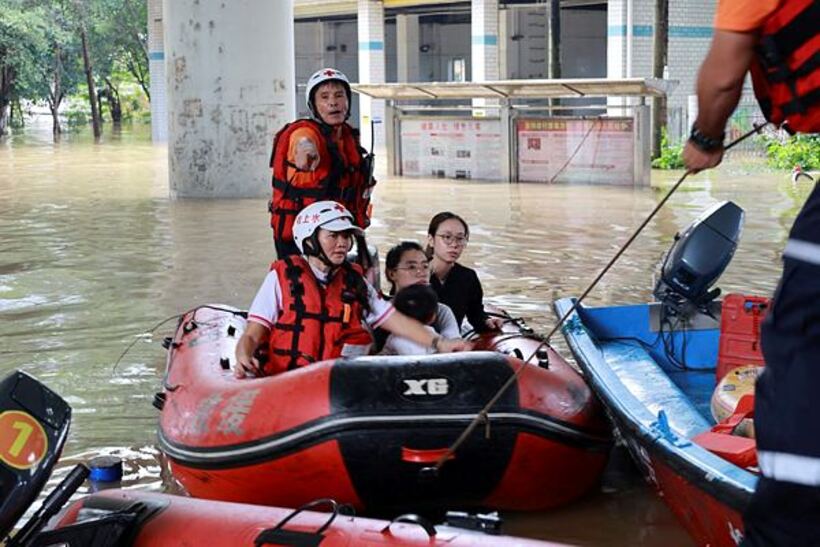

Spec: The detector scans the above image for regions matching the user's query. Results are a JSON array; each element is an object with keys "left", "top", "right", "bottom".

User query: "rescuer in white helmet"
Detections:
[
  {"left": 236, "top": 201, "right": 473, "bottom": 377},
  {"left": 268, "top": 68, "right": 376, "bottom": 259}
]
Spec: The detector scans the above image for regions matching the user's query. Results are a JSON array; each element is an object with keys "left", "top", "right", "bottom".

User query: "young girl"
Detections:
[
  {"left": 426, "top": 212, "right": 503, "bottom": 333},
  {"left": 373, "top": 241, "right": 460, "bottom": 352}
]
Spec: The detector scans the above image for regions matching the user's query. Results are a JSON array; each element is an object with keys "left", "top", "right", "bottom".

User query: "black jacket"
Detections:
[{"left": 430, "top": 262, "right": 490, "bottom": 333}]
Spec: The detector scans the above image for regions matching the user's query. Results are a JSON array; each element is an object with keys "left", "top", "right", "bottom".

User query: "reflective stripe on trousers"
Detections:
[
  {"left": 783, "top": 238, "right": 820, "bottom": 266},
  {"left": 758, "top": 450, "right": 820, "bottom": 487}
]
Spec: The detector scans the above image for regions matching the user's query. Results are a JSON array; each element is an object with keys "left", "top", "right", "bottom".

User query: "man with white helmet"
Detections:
[
  {"left": 236, "top": 201, "right": 471, "bottom": 377},
  {"left": 268, "top": 68, "right": 376, "bottom": 258}
]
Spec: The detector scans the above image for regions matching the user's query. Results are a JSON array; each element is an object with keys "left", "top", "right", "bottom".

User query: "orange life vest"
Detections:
[
  {"left": 750, "top": 0, "right": 820, "bottom": 133},
  {"left": 269, "top": 119, "right": 375, "bottom": 244},
  {"left": 264, "top": 255, "right": 373, "bottom": 376}
]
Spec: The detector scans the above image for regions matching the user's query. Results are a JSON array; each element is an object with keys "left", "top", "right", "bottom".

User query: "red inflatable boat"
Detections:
[
  {"left": 156, "top": 305, "right": 610, "bottom": 513},
  {"left": 41, "top": 490, "right": 565, "bottom": 546}
]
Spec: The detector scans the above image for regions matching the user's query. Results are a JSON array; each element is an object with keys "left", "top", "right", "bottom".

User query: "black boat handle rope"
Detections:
[
  {"left": 461, "top": 309, "right": 532, "bottom": 340},
  {"left": 381, "top": 514, "right": 437, "bottom": 537},
  {"left": 423, "top": 122, "right": 768, "bottom": 476},
  {"left": 259, "top": 498, "right": 353, "bottom": 539}
]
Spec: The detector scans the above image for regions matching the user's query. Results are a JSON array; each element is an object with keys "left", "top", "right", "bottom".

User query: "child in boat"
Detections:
[
  {"left": 372, "top": 241, "right": 460, "bottom": 352},
  {"left": 235, "top": 201, "right": 472, "bottom": 377},
  {"left": 381, "top": 284, "right": 441, "bottom": 355}
]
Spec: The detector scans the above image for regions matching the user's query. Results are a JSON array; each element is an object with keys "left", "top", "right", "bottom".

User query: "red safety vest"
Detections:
[
  {"left": 750, "top": 0, "right": 820, "bottom": 133},
  {"left": 269, "top": 119, "right": 375, "bottom": 244},
  {"left": 264, "top": 255, "right": 373, "bottom": 376}
]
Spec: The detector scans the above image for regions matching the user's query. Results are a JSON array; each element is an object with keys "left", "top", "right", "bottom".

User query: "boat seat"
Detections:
[
  {"left": 693, "top": 395, "right": 757, "bottom": 469},
  {"left": 600, "top": 342, "right": 711, "bottom": 439}
]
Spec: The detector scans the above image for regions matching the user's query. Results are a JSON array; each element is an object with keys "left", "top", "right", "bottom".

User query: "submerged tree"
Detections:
[
  {"left": 29, "top": 5, "right": 84, "bottom": 135},
  {"left": 2, "top": 0, "right": 149, "bottom": 138},
  {"left": 75, "top": 0, "right": 149, "bottom": 130},
  {"left": 105, "top": 0, "right": 149, "bottom": 100},
  {"left": 78, "top": 13, "right": 102, "bottom": 138},
  {"left": 0, "top": 1, "right": 47, "bottom": 136}
]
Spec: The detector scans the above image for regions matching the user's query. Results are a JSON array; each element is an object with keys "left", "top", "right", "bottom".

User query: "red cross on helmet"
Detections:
[
  {"left": 305, "top": 68, "right": 352, "bottom": 122},
  {"left": 293, "top": 200, "right": 363, "bottom": 256}
]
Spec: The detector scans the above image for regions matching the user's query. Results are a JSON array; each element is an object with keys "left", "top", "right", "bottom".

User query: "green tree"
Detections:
[
  {"left": 71, "top": 0, "right": 149, "bottom": 127},
  {"left": 1, "top": 0, "right": 148, "bottom": 137},
  {"left": 24, "top": 3, "right": 85, "bottom": 135},
  {"left": 76, "top": 1, "right": 102, "bottom": 138},
  {"left": 104, "top": 0, "right": 149, "bottom": 100},
  {"left": 0, "top": 1, "right": 47, "bottom": 136},
  {"left": 93, "top": 0, "right": 149, "bottom": 124}
]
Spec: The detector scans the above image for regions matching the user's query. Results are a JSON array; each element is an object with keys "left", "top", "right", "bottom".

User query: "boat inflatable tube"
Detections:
[
  {"left": 156, "top": 305, "right": 612, "bottom": 512},
  {"left": 42, "top": 489, "right": 569, "bottom": 546}
]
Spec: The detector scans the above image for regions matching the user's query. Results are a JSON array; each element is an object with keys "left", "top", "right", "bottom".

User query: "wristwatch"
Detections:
[{"left": 689, "top": 126, "right": 725, "bottom": 152}]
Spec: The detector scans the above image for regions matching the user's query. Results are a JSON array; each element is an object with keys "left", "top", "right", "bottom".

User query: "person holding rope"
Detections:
[
  {"left": 235, "top": 201, "right": 471, "bottom": 378},
  {"left": 268, "top": 68, "right": 376, "bottom": 258},
  {"left": 683, "top": 1, "right": 820, "bottom": 544}
]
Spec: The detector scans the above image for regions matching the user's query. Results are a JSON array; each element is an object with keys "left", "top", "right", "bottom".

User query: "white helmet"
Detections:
[
  {"left": 293, "top": 200, "right": 363, "bottom": 256},
  {"left": 305, "top": 68, "right": 351, "bottom": 121}
]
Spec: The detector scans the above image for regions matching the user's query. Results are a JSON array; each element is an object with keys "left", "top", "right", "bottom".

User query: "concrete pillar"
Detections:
[
  {"left": 471, "top": 0, "right": 500, "bottom": 114},
  {"left": 471, "top": 0, "right": 500, "bottom": 82},
  {"left": 164, "top": 0, "right": 295, "bottom": 198},
  {"left": 498, "top": 8, "right": 511, "bottom": 79},
  {"left": 548, "top": 0, "right": 561, "bottom": 79},
  {"left": 357, "top": 0, "right": 386, "bottom": 173},
  {"left": 396, "top": 14, "right": 420, "bottom": 82},
  {"left": 147, "top": 0, "right": 166, "bottom": 143},
  {"left": 607, "top": 0, "right": 632, "bottom": 115}
]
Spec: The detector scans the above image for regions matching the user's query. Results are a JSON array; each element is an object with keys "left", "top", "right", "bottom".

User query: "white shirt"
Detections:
[
  {"left": 432, "top": 303, "right": 460, "bottom": 339},
  {"left": 382, "top": 325, "right": 438, "bottom": 356},
  {"left": 380, "top": 303, "right": 460, "bottom": 356},
  {"left": 247, "top": 262, "right": 394, "bottom": 330}
]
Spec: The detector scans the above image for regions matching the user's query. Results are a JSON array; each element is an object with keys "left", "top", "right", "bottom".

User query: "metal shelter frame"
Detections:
[{"left": 352, "top": 78, "right": 674, "bottom": 185}]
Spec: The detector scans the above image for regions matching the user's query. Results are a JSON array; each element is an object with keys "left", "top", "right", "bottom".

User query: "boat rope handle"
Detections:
[
  {"left": 381, "top": 514, "right": 437, "bottom": 537},
  {"left": 424, "top": 122, "right": 768, "bottom": 475},
  {"left": 258, "top": 497, "right": 353, "bottom": 541}
]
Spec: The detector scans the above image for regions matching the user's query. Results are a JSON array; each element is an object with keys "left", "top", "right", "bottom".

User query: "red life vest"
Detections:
[
  {"left": 264, "top": 255, "right": 373, "bottom": 376},
  {"left": 269, "top": 119, "right": 375, "bottom": 245},
  {"left": 750, "top": 0, "right": 820, "bottom": 133}
]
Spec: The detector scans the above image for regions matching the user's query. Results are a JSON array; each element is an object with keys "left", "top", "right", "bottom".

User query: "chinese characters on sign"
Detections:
[
  {"left": 400, "top": 119, "right": 503, "bottom": 181},
  {"left": 517, "top": 118, "right": 634, "bottom": 184}
]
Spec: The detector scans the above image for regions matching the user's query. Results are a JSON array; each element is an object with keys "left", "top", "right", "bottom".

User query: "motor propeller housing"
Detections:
[{"left": 654, "top": 200, "right": 745, "bottom": 310}]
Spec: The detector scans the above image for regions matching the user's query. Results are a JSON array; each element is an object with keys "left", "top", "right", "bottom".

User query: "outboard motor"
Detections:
[{"left": 654, "top": 201, "right": 745, "bottom": 312}]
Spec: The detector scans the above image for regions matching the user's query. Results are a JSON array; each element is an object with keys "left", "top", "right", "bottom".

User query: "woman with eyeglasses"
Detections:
[
  {"left": 427, "top": 212, "right": 504, "bottom": 333},
  {"left": 372, "top": 241, "right": 460, "bottom": 353}
]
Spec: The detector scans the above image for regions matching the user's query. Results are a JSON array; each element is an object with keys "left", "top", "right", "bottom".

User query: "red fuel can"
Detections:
[{"left": 716, "top": 294, "right": 770, "bottom": 381}]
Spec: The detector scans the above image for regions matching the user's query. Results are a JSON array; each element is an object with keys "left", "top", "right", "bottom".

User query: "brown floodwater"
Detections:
[{"left": 0, "top": 120, "right": 811, "bottom": 545}]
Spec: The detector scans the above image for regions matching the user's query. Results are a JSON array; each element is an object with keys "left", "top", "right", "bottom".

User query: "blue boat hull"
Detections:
[{"left": 554, "top": 298, "right": 757, "bottom": 547}]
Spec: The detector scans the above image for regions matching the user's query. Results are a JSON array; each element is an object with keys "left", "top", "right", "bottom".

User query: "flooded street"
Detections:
[{"left": 0, "top": 122, "right": 810, "bottom": 545}]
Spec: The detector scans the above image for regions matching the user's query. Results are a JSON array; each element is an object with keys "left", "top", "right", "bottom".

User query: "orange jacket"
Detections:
[
  {"left": 269, "top": 119, "right": 374, "bottom": 244},
  {"left": 264, "top": 255, "right": 373, "bottom": 375},
  {"left": 750, "top": 0, "right": 820, "bottom": 133}
]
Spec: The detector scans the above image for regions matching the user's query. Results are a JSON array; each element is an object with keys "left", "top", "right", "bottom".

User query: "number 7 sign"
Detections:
[{"left": 0, "top": 411, "right": 48, "bottom": 470}]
